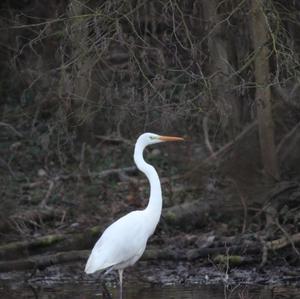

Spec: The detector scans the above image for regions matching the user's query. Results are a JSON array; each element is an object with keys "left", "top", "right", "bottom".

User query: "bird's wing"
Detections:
[{"left": 85, "top": 210, "right": 147, "bottom": 274}]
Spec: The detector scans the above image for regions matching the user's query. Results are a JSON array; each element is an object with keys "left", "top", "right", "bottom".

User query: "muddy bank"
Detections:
[{"left": 1, "top": 260, "right": 300, "bottom": 289}]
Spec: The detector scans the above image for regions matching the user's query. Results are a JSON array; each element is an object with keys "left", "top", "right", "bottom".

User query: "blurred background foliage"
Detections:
[{"left": 0, "top": 0, "right": 300, "bottom": 241}]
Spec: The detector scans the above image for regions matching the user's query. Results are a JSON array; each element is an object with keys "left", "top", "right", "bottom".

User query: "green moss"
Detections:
[
  {"left": 30, "top": 234, "right": 66, "bottom": 248},
  {"left": 214, "top": 254, "right": 243, "bottom": 266},
  {"left": 164, "top": 211, "right": 177, "bottom": 223},
  {"left": 88, "top": 226, "right": 102, "bottom": 236}
]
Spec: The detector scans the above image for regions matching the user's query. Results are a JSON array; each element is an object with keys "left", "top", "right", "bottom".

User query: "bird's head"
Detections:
[{"left": 137, "top": 132, "right": 184, "bottom": 147}]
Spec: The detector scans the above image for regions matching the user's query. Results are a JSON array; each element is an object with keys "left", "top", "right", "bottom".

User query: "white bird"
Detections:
[{"left": 85, "top": 132, "right": 184, "bottom": 298}]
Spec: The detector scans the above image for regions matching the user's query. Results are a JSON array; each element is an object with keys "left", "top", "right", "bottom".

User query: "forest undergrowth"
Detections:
[{"left": 0, "top": 0, "right": 300, "bottom": 284}]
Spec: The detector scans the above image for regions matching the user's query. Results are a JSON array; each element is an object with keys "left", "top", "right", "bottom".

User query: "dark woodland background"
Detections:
[{"left": 1, "top": 0, "right": 300, "bottom": 274}]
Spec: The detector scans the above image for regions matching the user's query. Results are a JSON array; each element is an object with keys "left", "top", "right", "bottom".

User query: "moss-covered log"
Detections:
[
  {"left": 1, "top": 232, "right": 300, "bottom": 272},
  {"left": 0, "top": 250, "right": 89, "bottom": 272},
  {"left": 0, "top": 226, "right": 102, "bottom": 260}
]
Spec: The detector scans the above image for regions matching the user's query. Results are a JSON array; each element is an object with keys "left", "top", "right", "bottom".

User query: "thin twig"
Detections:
[
  {"left": 276, "top": 121, "right": 300, "bottom": 155},
  {"left": 203, "top": 115, "right": 215, "bottom": 158},
  {"left": 0, "top": 122, "right": 23, "bottom": 138},
  {"left": 273, "top": 219, "right": 300, "bottom": 256},
  {"left": 40, "top": 180, "right": 55, "bottom": 208}
]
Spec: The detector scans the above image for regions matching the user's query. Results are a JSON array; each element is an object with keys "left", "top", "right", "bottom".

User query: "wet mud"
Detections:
[{"left": 1, "top": 260, "right": 300, "bottom": 298}]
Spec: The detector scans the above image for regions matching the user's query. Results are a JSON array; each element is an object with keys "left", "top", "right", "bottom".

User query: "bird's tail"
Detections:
[
  {"left": 85, "top": 254, "right": 97, "bottom": 274},
  {"left": 85, "top": 252, "right": 114, "bottom": 274}
]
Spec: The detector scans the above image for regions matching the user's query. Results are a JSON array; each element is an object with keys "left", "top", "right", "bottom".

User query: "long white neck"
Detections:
[{"left": 134, "top": 141, "right": 162, "bottom": 224}]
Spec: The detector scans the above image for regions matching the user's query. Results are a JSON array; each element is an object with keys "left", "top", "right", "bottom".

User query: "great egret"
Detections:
[{"left": 85, "top": 132, "right": 184, "bottom": 298}]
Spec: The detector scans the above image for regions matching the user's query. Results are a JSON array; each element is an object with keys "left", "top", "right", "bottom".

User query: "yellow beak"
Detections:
[{"left": 158, "top": 135, "right": 184, "bottom": 142}]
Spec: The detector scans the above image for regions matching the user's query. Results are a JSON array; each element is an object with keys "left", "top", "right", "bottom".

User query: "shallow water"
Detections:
[{"left": 1, "top": 283, "right": 300, "bottom": 299}]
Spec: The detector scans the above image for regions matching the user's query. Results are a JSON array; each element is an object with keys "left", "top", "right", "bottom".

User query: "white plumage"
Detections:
[
  {"left": 84, "top": 132, "right": 183, "bottom": 297},
  {"left": 85, "top": 210, "right": 151, "bottom": 273}
]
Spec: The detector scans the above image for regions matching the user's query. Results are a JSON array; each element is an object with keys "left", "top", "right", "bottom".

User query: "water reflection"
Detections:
[{"left": 1, "top": 283, "right": 300, "bottom": 299}]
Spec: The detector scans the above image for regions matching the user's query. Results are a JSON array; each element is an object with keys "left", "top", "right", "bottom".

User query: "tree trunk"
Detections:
[
  {"left": 59, "top": 0, "right": 98, "bottom": 143},
  {"left": 251, "top": 0, "right": 280, "bottom": 180},
  {"left": 202, "top": 0, "right": 241, "bottom": 137}
]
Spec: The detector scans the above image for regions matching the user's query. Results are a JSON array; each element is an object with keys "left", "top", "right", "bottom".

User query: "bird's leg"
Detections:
[
  {"left": 118, "top": 269, "right": 124, "bottom": 299},
  {"left": 103, "top": 267, "right": 114, "bottom": 277}
]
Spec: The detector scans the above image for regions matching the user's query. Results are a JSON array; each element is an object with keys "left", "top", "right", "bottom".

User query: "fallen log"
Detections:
[
  {"left": 213, "top": 254, "right": 259, "bottom": 266},
  {"left": 0, "top": 234, "right": 66, "bottom": 260},
  {"left": 162, "top": 198, "right": 243, "bottom": 229},
  {"left": 0, "top": 225, "right": 102, "bottom": 260},
  {"left": 186, "top": 244, "right": 261, "bottom": 261},
  {"left": 0, "top": 247, "right": 177, "bottom": 273},
  {"left": 266, "top": 232, "right": 300, "bottom": 251},
  {"left": 0, "top": 244, "right": 260, "bottom": 272},
  {"left": 0, "top": 250, "right": 89, "bottom": 272},
  {"left": 0, "top": 246, "right": 187, "bottom": 272},
  {"left": 163, "top": 199, "right": 213, "bottom": 228},
  {"left": 1, "top": 232, "right": 300, "bottom": 272}
]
